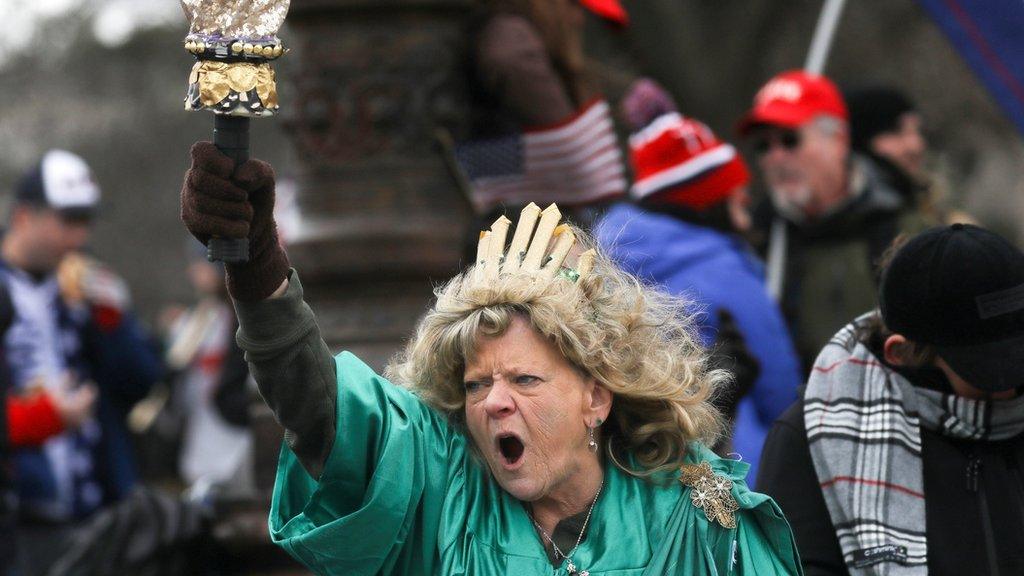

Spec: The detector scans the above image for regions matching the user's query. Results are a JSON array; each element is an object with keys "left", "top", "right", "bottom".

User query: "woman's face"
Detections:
[{"left": 463, "top": 316, "right": 610, "bottom": 503}]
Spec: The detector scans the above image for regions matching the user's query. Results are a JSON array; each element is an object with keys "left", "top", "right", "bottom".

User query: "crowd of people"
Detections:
[
  {"left": 0, "top": 151, "right": 258, "bottom": 574},
  {"left": 2, "top": 0, "right": 1022, "bottom": 575}
]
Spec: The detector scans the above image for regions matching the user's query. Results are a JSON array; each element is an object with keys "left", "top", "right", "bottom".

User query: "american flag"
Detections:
[{"left": 455, "top": 99, "right": 628, "bottom": 213}]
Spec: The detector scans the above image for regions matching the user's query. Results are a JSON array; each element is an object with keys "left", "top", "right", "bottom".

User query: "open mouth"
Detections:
[{"left": 497, "top": 434, "right": 525, "bottom": 466}]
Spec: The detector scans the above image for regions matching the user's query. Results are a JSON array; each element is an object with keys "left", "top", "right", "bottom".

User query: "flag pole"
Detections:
[
  {"left": 766, "top": 0, "right": 848, "bottom": 301},
  {"left": 805, "top": 0, "right": 848, "bottom": 74}
]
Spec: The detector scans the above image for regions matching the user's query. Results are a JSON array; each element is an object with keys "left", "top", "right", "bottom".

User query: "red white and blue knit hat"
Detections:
[{"left": 628, "top": 113, "right": 750, "bottom": 210}]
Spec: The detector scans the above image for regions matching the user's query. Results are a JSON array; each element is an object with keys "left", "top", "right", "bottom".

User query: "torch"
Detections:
[{"left": 181, "top": 0, "right": 290, "bottom": 263}]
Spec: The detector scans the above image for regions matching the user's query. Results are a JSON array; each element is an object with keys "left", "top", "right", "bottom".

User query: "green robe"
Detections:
[{"left": 269, "top": 352, "right": 802, "bottom": 575}]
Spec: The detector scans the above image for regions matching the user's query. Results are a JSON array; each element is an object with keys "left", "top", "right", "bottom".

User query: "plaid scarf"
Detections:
[{"left": 804, "top": 314, "right": 1024, "bottom": 575}]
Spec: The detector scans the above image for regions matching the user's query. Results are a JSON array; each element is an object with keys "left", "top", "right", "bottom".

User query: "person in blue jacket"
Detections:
[
  {"left": 597, "top": 80, "right": 801, "bottom": 484},
  {"left": 1, "top": 150, "right": 163, "bottom": 574}
]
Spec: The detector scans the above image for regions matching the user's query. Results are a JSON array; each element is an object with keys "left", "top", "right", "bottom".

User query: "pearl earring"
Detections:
[{"left": 588, "top": 418, "right": 602, "bottom": 453}]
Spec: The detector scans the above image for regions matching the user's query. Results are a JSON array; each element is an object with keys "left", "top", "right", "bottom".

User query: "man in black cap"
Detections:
[
  {"left": 845, "top": 86, "right": 927, "bottom": 189},
  {"left": 757, "top": 224, "right": 1024, "bottom": 575},
  {"left": 845, "top": 85, "right": 974, "bottom": 228},
  {"left": 1, "top": 150, "right": 163, "bottom": 574}
]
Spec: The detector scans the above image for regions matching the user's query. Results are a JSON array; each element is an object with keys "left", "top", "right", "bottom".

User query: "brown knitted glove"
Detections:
[{"left": 181, "top": 142, "right": 290, "bottom": 302}]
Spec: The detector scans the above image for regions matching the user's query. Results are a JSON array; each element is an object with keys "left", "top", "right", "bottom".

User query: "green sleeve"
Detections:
[
  {"left": 269, "top": 351, "right": 461, "bottom": 576},
  {"left": 732, "top": 489, "right": 804, "bottom": 575}
]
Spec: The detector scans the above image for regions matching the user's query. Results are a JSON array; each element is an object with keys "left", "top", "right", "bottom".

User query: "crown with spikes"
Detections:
[{"left": 466, "top": 203, "right": 596, "bottom": 293}]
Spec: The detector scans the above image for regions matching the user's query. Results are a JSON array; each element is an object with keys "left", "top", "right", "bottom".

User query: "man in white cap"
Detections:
[{"left": 1, "top": 150, "right": 163, "bottom": 574}]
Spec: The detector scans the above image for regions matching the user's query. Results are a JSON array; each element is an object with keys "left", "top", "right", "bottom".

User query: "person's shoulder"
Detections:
[
  {"left": 475, "top": 12, "right": 544, "bottom": 57},
  {"left": 333, "top": 350, "right": 422, "bottom": 406},
  {"left": 680, "top": 443, "right": 798, "bottom": 523},
  {"left": 598, "top": 205, "right": 732, "bottom": 272},
  {"left": 333, "top": 350, "right": 378, "bottom": 379},
  {"left": 478, "top": 12, "right": 537, "bottom": 37},
  {"left": 333, "top": 350, "right": 460, "bottom": 440},
  {"left": 682, "top": 445, "right": 803, "bottom": 569},
  {"left": 774, "top": 399, "right": 807, "bottom": 434},
  {"left": 682, "top": 443, "right": 755, "bottom": 501},
  {"left": 674, "top": 445, "right": 753, "bottom": 524},
  {"left": 595, "top": 202, "right": 660, "bottom": 245}
]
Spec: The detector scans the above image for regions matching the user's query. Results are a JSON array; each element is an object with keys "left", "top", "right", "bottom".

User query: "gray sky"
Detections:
[{"left": 0, "top": 0, "right": 180, "bottom": 63}]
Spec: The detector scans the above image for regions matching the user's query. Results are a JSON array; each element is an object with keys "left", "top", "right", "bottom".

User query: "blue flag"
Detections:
[{"left": 916, "top": 0, "right": 1024, "bottom": 136}]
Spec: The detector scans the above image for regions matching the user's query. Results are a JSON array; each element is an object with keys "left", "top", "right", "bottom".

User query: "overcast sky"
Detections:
[{"left": 0, "top": 0, "right": 180, "bottom": 64}]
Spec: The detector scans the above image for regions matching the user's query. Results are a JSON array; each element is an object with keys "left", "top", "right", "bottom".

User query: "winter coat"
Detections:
[
  {"left": 757, "top": 340, "right": 1024, "bottom": 575},
  {"left": 754, "top": 155, "right": 931, "bottom": 370},
  {"left": 597, "top": 203, "right": 802, "bottom": 484},
  {"left": 0, "top": 260, "right": 162, "bottom": 521}
]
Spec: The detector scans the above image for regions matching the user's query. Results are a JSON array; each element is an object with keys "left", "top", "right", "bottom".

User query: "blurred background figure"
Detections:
[
  {"left": 0, "top": 275, "right": 100, "bottom": 576},
  {"left": 0, "top": 149, "right": 163, "bottom": 575},
  {"left": 163, "top": 240, "right": 253, "bottom": 493},
  {"left": 845, "top": 84, "right": 976, "bottom": 228},
  {"left": 741, "top": 71, "right": 929, "bottom": 371},
  {"left": 597, "top": 79, "right": 802, "bottom": 485},
  {"left": 457, "top": 0, "right": 630, "bottom": 248},
  {"left": 470, "top": 0, "right": 623, "bottom": 130}
]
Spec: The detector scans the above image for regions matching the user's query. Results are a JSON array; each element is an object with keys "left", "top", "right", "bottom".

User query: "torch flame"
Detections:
[{"left": 181, "top": 0, "right": 290, "bottom": 40}]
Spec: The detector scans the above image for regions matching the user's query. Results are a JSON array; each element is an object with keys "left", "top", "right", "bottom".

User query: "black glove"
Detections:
[
  {"left": 181, "top": 142, "right": 290, "bottom": 302},
  {"left": 709, "top": 309, "right": 760, "bottom": 420}
]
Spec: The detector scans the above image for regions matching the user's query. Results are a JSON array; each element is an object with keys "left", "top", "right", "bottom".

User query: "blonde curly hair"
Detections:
[{"left": 385, "top": 224, "right": 726, "bottom": 477}]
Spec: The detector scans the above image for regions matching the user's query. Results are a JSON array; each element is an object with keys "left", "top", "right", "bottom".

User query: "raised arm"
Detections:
[
  {"left": 474, "top": 13, "right": 578, "bottom": 126},
  {"left": 180, "top": 142, "right": 337, "bottom": 478}
]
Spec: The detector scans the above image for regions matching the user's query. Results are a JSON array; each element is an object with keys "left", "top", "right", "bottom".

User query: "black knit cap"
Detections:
[
  {"left": 844, "top": 86, "right": 916, "bottom": 153},
  {"left": 880, "top": 224, "right": 1024, "bottom": 392}
]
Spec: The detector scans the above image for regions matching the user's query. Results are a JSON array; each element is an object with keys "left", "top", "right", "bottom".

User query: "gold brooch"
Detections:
[{"left": 680, "top": 462, "right": 739, "bottom": 529}]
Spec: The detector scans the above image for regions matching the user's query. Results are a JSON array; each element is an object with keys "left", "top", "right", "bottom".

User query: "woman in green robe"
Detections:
[{"left": 180, "top": 142, "right": 802, "bottom": 575}]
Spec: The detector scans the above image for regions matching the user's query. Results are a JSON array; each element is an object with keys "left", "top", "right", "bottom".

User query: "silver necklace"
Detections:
[{"left": 529, "top": 480, "right": 604, "bottom": 576}]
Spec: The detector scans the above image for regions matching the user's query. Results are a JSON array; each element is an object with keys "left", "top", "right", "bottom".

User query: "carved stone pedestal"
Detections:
[{"left": 283, "top": 0, "right": 474, "bottom": 368}]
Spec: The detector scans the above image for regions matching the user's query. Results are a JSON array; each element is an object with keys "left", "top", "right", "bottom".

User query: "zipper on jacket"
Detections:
[{"left": 966, "top": 454, "right": 1000, "bottom": 576}]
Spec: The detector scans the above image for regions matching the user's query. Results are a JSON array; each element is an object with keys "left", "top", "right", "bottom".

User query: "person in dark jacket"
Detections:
[
  {"left": 757, "top": 224, "right": 1024, "bottom": 575},
  {"left": 739, "top": 71, "right": 931, "bottom": 371},
  {"left": 597, "top": 79, "right": 801, "bottom": 485},
  {"left": 0, "top": 282, "right": 14, "bottom": 576},
  {"left": 1, "top": 279, "right": 102, "bottom": 576},
  {"left": 1, "top": 150, "right": 163, "bottom": 574},
  {"left": 844, "top": 85, "right": 975, "bottom": 228}
]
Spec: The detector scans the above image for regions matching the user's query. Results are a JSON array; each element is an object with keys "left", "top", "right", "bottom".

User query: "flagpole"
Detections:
[
  {"left": 766, "top": 0, "right": 848, "bottom": 301},
  {"left": 805, "top": 0, "right": 848, "bottom": 74}
]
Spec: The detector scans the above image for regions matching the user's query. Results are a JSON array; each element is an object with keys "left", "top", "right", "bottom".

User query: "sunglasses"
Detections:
[{"left": 753, "top": 131, "right": 801, "bottom": 155}]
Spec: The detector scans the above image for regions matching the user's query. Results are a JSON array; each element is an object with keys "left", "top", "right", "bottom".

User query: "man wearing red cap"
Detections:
[
  {"left": 740, "top": 70, "right": 923, "bottom": 370},
  {"left": 598, "top": 79, "right": 803, "bottom": 486}
]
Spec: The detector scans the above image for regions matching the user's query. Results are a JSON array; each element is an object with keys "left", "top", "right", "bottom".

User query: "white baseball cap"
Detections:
[{"left": 16, "top": 150, "right": 101, "bottom": 218}]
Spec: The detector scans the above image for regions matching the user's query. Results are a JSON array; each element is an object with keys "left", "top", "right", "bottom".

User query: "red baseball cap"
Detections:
[
  {"left": 578, "top": 0, "right": 629, "bottom": 26},
  {"left": 738, "top": 70, "right": 848, "bottom": 135}
]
